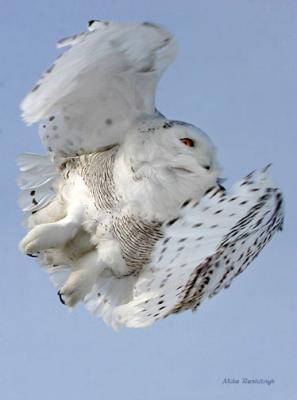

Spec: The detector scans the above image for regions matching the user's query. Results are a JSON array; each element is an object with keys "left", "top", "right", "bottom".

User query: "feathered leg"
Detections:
[
  {"left": 58, "top": 238, "right": 131, "bottom": 307},
  {"left": 58, "top": 250, "right": 107, "bottom": 307},
  {"left": 20, "top": 202, "right": 84, "bottom": 255}
]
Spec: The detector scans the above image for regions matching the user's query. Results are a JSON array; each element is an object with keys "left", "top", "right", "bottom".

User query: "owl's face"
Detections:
[
  {"left": 158, "top": 121, "right": 218, "bottom": 176},
  {"left": 125, "top": 119, "right": 218, "bottom": 176},
  {"left": 122, "top": 119, "right": 219, "bottom": 204}
]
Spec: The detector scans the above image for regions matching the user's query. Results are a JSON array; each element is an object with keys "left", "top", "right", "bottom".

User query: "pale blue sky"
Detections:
[{"left": 0, "top": 1, "right": 296, "bottom": 399}]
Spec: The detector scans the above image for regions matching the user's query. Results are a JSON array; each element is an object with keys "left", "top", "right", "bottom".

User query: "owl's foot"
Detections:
[
  {"left": 58, "top": 253, "right": 106, "bottom": 307},
  {"left": 58, "top": 270, "right": 89, "bottom": 307},
  {"left": 20, "top": 220, "right": 79, "bottom": 255}
]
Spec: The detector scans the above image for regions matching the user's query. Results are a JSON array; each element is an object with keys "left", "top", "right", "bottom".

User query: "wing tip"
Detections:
[{"left": 20, "top": 96, "right": 39, "bottom": 125}]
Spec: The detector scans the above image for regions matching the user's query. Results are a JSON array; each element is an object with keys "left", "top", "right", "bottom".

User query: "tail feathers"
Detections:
[
  {"left": 18, "top": 186, "right": 55, "bottom": 213},
  {"left": 42, "top": 259, "right": 137, "bottom": 330},
  {"left": 84, "top": 273, "right": 137, "bottom": 330},
  {"left": 17, "top": 153, "right": 58, "bottom": 214},
  {"left": 17, "top": 153, "right": 54, "bottom": 170}
]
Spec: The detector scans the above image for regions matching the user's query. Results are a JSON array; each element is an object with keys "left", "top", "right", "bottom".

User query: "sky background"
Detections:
[{"left": 0, "top": 1, "right": 296, "bottom": 399}]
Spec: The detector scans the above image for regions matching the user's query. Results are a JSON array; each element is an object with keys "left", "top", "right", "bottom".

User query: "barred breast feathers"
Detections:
[
  {"left": 76, "top": 145, "right": 119, "bottom": 211},
  {"left": 61, "top": 146, "right": 164, "bottom": 274}
]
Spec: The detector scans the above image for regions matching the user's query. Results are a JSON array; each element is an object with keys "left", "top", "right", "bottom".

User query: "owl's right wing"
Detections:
[
  {"left": 112, "top": 168, "right": 284, "bottom": 328},
  {"left": 32, "top": 167, "right": 283, "bottom": 330},
  {"left": 21, "top": 21, "right": 177, "bottom": 161}
]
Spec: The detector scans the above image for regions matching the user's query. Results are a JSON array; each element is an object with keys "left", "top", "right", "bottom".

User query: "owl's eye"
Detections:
[{"left": 180, "top": 138, "right": 194, "bottom": 147}]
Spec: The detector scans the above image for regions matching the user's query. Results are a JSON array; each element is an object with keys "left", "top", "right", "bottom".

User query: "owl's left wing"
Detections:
[
  {"left": 21, "top": 21, "right": 176, "bottom": 162},
  {"left": 112, "top": 168, "right": 284, "bottom": 328}
]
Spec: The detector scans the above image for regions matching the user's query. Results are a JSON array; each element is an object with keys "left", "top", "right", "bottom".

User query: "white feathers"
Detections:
[
  {"left": 21, "top": 22, "right": 177, "bottom": 161},
  {"left": 18, "top": 21, "right": 284, "bottom": 330},
  {"left": 35, "top": 168, "right": 283, "bottom": 329},
  {"left": 112, "top": 169, "right": 283, "bottom": 328},
  {"left": 84, "top": 273, "right": 137, "bottom": 330},
  {"left": 17, "top": 153, "right": 57, "bottom": 214}
]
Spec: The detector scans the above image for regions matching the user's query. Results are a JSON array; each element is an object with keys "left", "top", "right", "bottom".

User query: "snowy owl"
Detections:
[{"left": 18, "top": 21, "right": 283, "bottom": 329}]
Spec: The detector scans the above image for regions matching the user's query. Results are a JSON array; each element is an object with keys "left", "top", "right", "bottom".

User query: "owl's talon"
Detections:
[
  {"left": 26, "top": 253, "right": 39, "bottom": 258},
  {"left": 57, "top": 290, "right": 66, "bottom": 305}
]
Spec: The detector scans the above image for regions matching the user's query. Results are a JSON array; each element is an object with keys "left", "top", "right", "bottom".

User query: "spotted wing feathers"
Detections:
[
  {"left": 23, "top": 169, "right": 283, "bottom": 330},
  {"left": 112, "top": 169, "right": 283, "bottom": 328},
  {"left": 21, "top": 21, "right": 177, "bottom": 162}
]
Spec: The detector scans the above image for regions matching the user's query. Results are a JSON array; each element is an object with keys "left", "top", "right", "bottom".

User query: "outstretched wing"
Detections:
[
  {"left": 28, "top": 168, "right": 283, "bottom": 330},
  {"left": 21, "top": 21, "right": 177, "bottom": 161},
  {"left": 112, "top": 168, "right": 283, "bottom": 328}
]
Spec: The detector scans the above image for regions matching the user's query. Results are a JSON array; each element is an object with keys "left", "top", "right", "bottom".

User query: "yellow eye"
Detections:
[{"left": 180, "top": 138, "right": 194, "bottom": 147}]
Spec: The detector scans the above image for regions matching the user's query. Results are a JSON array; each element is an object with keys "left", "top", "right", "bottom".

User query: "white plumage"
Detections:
[
  {"left": 21, "top": 21, "right": 177, "bottom": 163},
  {"left": 18, "top": 21, "right": 283, "bottom": 330}
]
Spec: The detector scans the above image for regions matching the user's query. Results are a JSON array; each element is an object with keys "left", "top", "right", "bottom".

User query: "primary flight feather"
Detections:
[{"left": 18, "top": 20, "right": 283, "bottom": 329}]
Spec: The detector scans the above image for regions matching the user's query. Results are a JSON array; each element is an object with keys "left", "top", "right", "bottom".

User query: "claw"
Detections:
[
  {"left": 57, "top": 290, "right": 66, "bottom": 305},
  {"left": 27, "top": 253, "right": 39, "bottom": 258}
]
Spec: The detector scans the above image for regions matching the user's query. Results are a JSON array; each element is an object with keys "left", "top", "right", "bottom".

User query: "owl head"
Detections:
[{"left": 117, "top": 117, "right": 220, "bottom": 219}]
